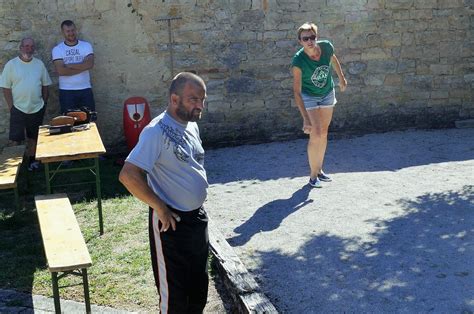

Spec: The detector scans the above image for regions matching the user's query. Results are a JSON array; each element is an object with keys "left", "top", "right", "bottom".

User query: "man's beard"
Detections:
[
  {"left": 21, "top": 52, "right": 33, "bottom": 60},
  {"left": 176, "top": 101, "right": 202, "bottom": 122}
]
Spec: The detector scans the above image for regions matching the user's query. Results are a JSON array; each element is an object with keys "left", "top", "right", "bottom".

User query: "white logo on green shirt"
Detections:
[{"left": 311, "top": 65, "right": 330, "bottom": 88}]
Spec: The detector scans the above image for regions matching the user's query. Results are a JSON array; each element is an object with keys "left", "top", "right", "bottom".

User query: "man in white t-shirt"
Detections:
[
  {"left": 1, "top": 37, "right": 52, "bottom": 170},
  {"left": 52, "top": 20, "right": 95, "bottom": 113}
]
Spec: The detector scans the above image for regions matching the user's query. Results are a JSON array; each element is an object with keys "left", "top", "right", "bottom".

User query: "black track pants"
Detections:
[{"left": 149, "top": 206, "right": 209, "bottom": 313}]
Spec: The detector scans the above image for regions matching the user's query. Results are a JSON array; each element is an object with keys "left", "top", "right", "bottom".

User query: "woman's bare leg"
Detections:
[{"left": 306, "top": 107, "right": 334, "bottom": 179}]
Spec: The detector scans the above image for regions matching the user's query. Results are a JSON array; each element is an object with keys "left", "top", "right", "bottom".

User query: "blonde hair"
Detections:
[{"left": 297, "top": 22, "right": 318, "bottom": 40}]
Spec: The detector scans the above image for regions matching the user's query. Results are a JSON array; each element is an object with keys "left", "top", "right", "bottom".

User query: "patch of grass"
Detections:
[{"left": 0, "top": 158, "right": 162, "bottom": 311}]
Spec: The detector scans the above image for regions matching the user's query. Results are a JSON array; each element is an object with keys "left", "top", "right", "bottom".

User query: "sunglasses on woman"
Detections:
[{"left": 301, "top": 35, "right": 316, "bottom": 42}]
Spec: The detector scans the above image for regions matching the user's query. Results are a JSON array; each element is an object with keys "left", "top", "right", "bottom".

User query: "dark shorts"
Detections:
[
  {"left": 59, "top": 88, "right": 95, "bottom": 113},
  {"left": 9, "top": 106, "right": 46, "bottom": 142}
]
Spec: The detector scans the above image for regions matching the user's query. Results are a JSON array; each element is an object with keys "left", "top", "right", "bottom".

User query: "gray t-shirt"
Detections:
[{"left": 126, "top": 111, "right": 208, "bottom": 211}]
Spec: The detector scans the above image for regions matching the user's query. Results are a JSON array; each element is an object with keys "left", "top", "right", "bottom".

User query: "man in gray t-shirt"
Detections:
[{"left": 119, "top": 72, "right": 209, "bottom": 313}]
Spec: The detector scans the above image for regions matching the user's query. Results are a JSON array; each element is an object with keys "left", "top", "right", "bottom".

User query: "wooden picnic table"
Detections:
[{"left": 36, "top": 122, "right": 106, "bottom": 235}]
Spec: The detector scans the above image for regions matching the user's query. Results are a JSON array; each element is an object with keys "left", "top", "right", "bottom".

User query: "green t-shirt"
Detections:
[{"left": 291, "top": 40, "right": 334, "bottom": 97}]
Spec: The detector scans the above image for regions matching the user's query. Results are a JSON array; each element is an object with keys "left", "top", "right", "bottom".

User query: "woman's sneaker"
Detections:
[
  {"left": 309, "top": 177, "right": 322, "bottom": 188},
  {"left": 318, "top": 171, "right": 332, "bottom": 182},
  {"left": 28, "top": 160, "right": 40, "bottom": 171}
]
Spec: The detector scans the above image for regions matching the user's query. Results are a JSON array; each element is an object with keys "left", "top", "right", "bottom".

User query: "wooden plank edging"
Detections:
[{"left": 208, "top": 219, "right": 278, "bottom": 313}]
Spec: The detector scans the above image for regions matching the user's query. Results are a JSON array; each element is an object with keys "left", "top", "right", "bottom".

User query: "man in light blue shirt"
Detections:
[{"left": 120, "top": 72, "right": 209, "bottom": 313}]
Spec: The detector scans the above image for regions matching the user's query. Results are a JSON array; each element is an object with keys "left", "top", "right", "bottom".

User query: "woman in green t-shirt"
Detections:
[{"left": 291, "top": 22, "right": 347, "bottom": 188}]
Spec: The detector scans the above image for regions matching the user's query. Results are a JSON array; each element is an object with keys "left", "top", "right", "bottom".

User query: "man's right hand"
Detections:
[{"left": 157, "top": 207, "right": 181, "bottom": 232}]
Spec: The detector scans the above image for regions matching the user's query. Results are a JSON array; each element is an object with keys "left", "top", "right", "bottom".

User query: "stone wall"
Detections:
[{"left": 0, "top": 0, "right": 472, "bottom": 149}]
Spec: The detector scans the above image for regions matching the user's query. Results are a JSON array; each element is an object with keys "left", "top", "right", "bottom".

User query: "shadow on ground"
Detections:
[
  {"left": 206, "top": 129, "right": 474, "bottom": 184},
  {"left": 249, "top": 186, "right": 473, "bottom": 312},
  {"left": 228, "top": 185, "right": 313, "bottom": 246}
]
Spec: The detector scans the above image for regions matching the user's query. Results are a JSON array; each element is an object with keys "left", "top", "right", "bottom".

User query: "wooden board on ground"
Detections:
[
  {"left": 0, "top": 145, "right": 25, "bottom": 189},
  {"left": 208, "top": 219, "right": 278, "bottom": 313},
  {"left": 36, "top": 123, "right": 106, "bottom": 163},
  {"left": 35, "top": 194, "right": 92, "bottom": 272}
]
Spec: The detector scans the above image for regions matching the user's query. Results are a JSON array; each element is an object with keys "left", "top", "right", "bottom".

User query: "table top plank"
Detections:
[
  {"left": 36, "top": 123, "right": 106, "bottom": 162},
  {"left": 35, "top": 194, "right": 92, "bottom": 272},
  {"left": 0, "top": 145, "right": 25, "bottom": 188}
]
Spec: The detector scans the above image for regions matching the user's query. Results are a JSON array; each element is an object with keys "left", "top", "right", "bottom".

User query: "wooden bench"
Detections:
[
  {"left": 0, "top": 145, "right": 25, "bottom": 210},
  {"left": 35, "top": 194, "right": 92, "bottom": 314}
]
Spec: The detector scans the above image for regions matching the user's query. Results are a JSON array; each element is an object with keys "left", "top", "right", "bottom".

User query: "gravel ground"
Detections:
[{"left": 204, "top": 128, "right": 474, "bottom": 313}]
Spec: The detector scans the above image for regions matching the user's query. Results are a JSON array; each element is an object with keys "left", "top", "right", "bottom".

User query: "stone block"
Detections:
[
  {"left": 403, "top": 74, "right": 432, "bottom": 90},
  {"left": 225, "top": 76, "right": 261, "bottom": 94},
  {"left": 206, "top": 101, "right": 231, "bottom": 113},
  {"left": 384, "top": 74, "right": 403, "bottom": 86},
  {"left": 394, "top": 19, "right": 429, "bottom": 32},
  {"left": 362, "top": 48, "right": 391, "bottom": 60},
  {"left": 327, "top": 0, "right": 364, "bottom": 6},
  {"left": 430, "top": 64, "right": 453, "bottom": 75},
  {"left": 455, "top": 119, "right": 474, "bottom": 128},
  {"left": 366, "top": 33, "right": 381, "bottom": 47},
  {"left": 400, "top": 46, "right": 419, "bottom": 58},
  {"left": 427, "top": 17, "right": 450, "bottom": 30},
  {"left": 390, "top": 47, "right": 402, "bottom": 59},
  {"left": 263, "top": 30, "right": 288, "bottom": 40},
  {"left": 345, "top": 11, "right": 369, "bottom": 23},
  {"left": 397, "top": 59, "right": 416, "bottom": 73},
  {"left": 320, "top": 13, "right": 346, "bottom": 24},
  {"left": 367, "top": 60, "right": 398, "bottom": 74},
  {"left": 464, "top": 73, "right": 474, "bottom": 83},
  {"left": 410, "top": 91, "right": 432, "bottom": 100},
  {"left": 401, "top": 32, "right": 415, "bottom": 45},
  {"left": 415, "top": 0, "right": 437, "bottom": 9},
  {"left": 462, "top": 38, "right": 474, "bottom": 57},
  {"left": 381, "top": 33, "right": 401, "bottom": 48},
  {"left": 448, "top": 14, "right": 470, "bottom": 30},
  {"left": 94, "top": 0, "right": 112, "bottom": 11},
  {"left": 244, "top": 99, "right": 266, "bottom": 110},
  {"left": 438, "top": 0, "right": 464, "bottom": 8},
  {"left": 366, "top": 0, "right": 384, "bottom": 10},
  {"left": 385, "top": 0, "right": 414, "bottom": 9},
  {"left": 421, "top": 44, "right": 441, "bottom": 61},
  {"left": 340, "top": 51, "right": 362, "bottom": 62},
  {"left": 347, "top": 61, "right": 367, "bottom": 75},
  {"left": 430, "top": 90, "right": 449, "bottom": 99},
  {"left": 432, "top": 9, "right": 453, "bottom": 17},
  {"left": 364, "top": 74, "right": 385, "bottom": 86},
  {"left": 275, "top": 40, "right": 296, "bottom": 49},
  {"left": 366, "top": 9, "right": 392, "bottom": 21},
  {"left": 440, "top": 41, "right": 462, "bottom": 58},
  {"left": 236, "top": 9, "right": 265, "bottom": 30},
  {"left": 410, "top": 9, "right": 433, "bottom": 19},
  {"left": 416, "top": 61, "right": 431, "bottom": 75},
  {"left": 348, "top": 33, "right": 367, "bottom": 48},
  {"left": 393, "top": 10, "right": 411, "bottom": 20}
]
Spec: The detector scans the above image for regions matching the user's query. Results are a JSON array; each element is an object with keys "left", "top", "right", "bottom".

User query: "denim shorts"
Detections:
[{"left": 302, "top": 89, "right": 337, "bottom": 110}]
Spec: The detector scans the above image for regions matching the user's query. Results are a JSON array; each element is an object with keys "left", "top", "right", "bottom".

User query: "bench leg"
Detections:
[
  {"left": 14, "top": 187, "right": 19, "bottom": 211},
  {"left": 94, "top": 157, "right": 104, "bottom": 235},
  {"left": 51, "top": 272, "right": 61, "bottom": 314},
  {"left": 82, "top": 268, "right": 91, "bottom": 314},
  {"left": 45, "top": 163, "right": 51, "bottom": 194}
]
